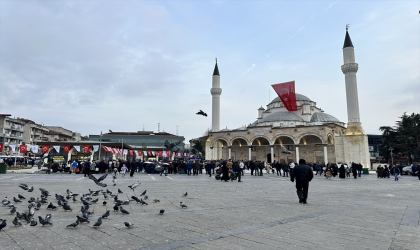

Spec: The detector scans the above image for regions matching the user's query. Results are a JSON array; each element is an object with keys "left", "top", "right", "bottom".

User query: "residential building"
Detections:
[{"left": 0, "top": 114, "right": 26, "bottom": 151}]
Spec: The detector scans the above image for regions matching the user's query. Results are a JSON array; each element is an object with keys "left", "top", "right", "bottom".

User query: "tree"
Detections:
[
  {"left": 379, "top": 113, "right": 420, "bottom": 164},
  {"left": 190, "top": 139, "right": 205, "bottom": 158}
]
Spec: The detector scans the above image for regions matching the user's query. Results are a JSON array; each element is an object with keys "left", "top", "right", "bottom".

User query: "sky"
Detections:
[{"left": 0, "top": 0, "right": 419, "bottom": 142}]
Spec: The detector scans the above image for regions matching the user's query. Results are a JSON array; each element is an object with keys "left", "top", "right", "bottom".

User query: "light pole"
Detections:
[
  {"left": 390, "top": 147, "right": 394, "bottom": 165},
  {"left": 98, "top": 131, "right": 103, "bottom": 161}
]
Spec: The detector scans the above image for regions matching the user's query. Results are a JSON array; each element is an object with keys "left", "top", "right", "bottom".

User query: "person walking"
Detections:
[
  {"left": 233, "top": 161, "right": 242, "bottom": 182},
  {"left": 290, "top": 159, "right": 313, "bottom": 204},
  {"left": 130, "top": 160, "right": 136, "bottom": 177},
  {"left": 351, "top": 162, "right": 358, "bottom": 179},
  {"left": 83, "top": 160, "right": 91, "bottom": 177},
  {"left": 193, "top": 161, "right": 200, "bottom": 175},
  {"left": 282, "top": 161, "right": 289, "bottom": 177},
  {"left": 71, "top": 160, "right": 78, "bottom": 173},
  {"left": 187, "top": 161, "right": 193, "bottom": 176},
  {"left": 239, "top": 161, "right": 244, "bottom": 176},
  {"left": 392, "top": 165, "right": 400, "bottom": 181}
]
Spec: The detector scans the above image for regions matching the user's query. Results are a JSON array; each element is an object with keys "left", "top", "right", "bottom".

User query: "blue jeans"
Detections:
[
  {"left": 109, "top": 166, "right": 112, "bottom": 172},
  {"left": 187, "top": 168, "right": 192, "bottom": 175},
  {"left": 357, "top": 170, "right": 362, "bottom": 177},
  {"left": 394, "top": 173, "right": 398, "bottom": 180}
]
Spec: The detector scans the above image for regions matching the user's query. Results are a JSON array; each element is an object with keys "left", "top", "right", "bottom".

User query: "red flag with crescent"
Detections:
[
  {"left": 63, "top": 146, "right": 71, "bottom": 154},
  {"left": 271, "top": 81, "right": 297, "bottom": 111},
  {"left": 83, "top": 145, "right": 90, "bottom": 153},
  {"left": 19, "top": 145, "right": 27, "bottom": 153},
  {"left": 129, "top": 150, "right": 133, "bottom": 155},
  {"left": 42, "top": 145, "right": 49, "bottom": 153},
  {"left": 0, "top": 143, "right": 3, "bottom": 152}
]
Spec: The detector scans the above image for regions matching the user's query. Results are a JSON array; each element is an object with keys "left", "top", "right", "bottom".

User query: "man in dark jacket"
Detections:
[
  {"left": 290, "top": 159, "right": 313, "bottom": 204},
  {"left": 233, "top": 161, "right": 242, "bottom": 182},
  {"left": 83, "top": 160, "right": 91, "bottom": 177}
]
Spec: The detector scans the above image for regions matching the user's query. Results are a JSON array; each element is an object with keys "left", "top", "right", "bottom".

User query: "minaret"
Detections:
[
  {"left": 210, "top": 59, "right": 222, "bottom": 132},
  {"left": 340, "top": 26, "right": 370, "bottom": 169},
  {"left": 341, "top": 25, "right": 360, "bottom": 124}
]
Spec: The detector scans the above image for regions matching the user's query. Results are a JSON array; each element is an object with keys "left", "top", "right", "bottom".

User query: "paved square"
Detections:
[{"left": 1, "top": 172, "right": 419, "bottom": 250}]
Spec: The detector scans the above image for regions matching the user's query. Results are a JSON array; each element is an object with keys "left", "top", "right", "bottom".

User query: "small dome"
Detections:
[
  {"left": 270, "top": 93, "right": 312, "bottom": 104},
  {"left": 310, "top": 112, "right": 341, "bottom": 123},
  {"left": 260, "top": 112, "right": 304, "bottom": 123}
]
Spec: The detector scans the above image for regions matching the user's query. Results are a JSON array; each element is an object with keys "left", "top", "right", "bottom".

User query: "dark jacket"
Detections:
[
  {"left": 290, "top": 164, "right": 313, "bottom": 182},
  {"left": 233, "top": 162, "right": 240, "bottom": 172},
  {"left": 393, "top": 167, "right": 400, "bottom": 174}
]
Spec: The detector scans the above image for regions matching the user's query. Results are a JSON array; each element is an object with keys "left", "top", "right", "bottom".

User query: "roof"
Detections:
[
  {"left": 213, "top": 62, "right": 219, "bottom": 76},
  {"left": 270, "top": 93, "right": 312, "bottom": 104},
  {"left": 343, "top": 30, "right": 354, "bottom": 48},
  {"left": 310, "top": 112, "right": 341, "bottom": 123},
  {"left": 260, "top": 112, "right": 304, "bottom": 123}
]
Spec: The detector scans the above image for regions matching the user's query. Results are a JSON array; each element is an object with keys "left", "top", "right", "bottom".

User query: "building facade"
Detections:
[{"left": 0, "top": 114, "right": 26, "bottom": 151}]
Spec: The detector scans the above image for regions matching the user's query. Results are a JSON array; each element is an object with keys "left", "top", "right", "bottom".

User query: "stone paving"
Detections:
[{"left": 0, "top": 171, "right": 419, "bottom": 250}]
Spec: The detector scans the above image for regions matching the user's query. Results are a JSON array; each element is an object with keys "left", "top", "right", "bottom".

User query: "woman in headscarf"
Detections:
[
  {"left": 221, "top": 161, "right": 229, "bottom": 182},
  {"left": 338, "top": 163, "right": 346, "bottom": 179}
]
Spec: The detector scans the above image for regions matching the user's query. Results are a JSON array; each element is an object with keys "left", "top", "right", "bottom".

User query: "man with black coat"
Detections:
[
  {"left": 290, "top": 159, "right": 313, "bottom": 204},
  {"left": 233, "top": 161, "right": 242, "bottom": 182},
  {"left": 83, "top": 160, "right": 91, "bottom": 177}
]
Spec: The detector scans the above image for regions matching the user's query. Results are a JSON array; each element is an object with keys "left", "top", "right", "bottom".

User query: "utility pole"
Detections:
[
  {"left": 390, "top": 147, "right": 394, "bottom": 165},
  {"left": 99, "top": 131, "right": 102, "bottom": 161}
]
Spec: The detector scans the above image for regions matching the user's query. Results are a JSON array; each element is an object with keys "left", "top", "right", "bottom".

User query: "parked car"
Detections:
[{"left": 402, "top": 166, "right": 412, "bottom": 175}]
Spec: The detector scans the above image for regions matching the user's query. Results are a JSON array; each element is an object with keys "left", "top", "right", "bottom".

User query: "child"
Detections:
[
  {"left": 112, "top": 168, "right": 119, "bottom": 186},
  {"left": 121, "top": 164, "right": 128, "bottom": 177},
  {"left": 346, "top": 167, "right": 351, "bottom": 178}
]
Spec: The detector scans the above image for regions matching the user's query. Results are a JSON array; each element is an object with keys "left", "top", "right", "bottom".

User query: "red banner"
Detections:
[
  {"left": 129, "top": 150, "right": 133, "bottom": 155},
  {"left": 271, "top": 81, "right": 297, "bottom": 111},
  {"left": 19, "top": 145, "right": 27, "bottom": 154},
  {"left": 147, "top": 151, "right": 151, "bottom": 156},
  {"left": 42, "top": 145, "right": 49, "bottom": 153},
  {"left": 83, "top": 145, "right": 90, "bottom": 153},
  {"left": 0, "top": 143, "right": 3, "bottom": 152},
  {"left": 187, "top": 153, "right": 190, "bottom": 157},
  {"left": 63, "top": 146, "right": 71, "bottom": 154},
  {"left": 138, "top": 151, "right": 142, "bottom": 156}
]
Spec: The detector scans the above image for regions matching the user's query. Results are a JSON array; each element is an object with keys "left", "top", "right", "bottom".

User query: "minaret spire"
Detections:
[{"left": 210, "top": 59, "right": 222, "bottom": 131}]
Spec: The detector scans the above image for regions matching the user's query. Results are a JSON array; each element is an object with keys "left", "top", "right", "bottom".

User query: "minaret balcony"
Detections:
[
  {"left": 341, "top": 63, "right": 358, "bottom": 74},
  {"left": 210, "top": 88, "right": 222, "bottom": 95}
]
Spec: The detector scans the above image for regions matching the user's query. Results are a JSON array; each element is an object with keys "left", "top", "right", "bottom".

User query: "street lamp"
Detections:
[{"left": 99, "top": 131, "right": 103, "bottom": 161}]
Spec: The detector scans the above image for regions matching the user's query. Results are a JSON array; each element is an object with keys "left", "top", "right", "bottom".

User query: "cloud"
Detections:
[
  {"left": 229, "top": 64, "right": 256, "bottom": 85},
  {"left": 324, "top": 1, "right": 338, "bottom": 11},
  {"left": 289, "top": 26, "right": 305, "bottom": 40}
]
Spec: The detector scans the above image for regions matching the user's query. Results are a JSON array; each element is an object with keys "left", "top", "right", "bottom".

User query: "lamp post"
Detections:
[{"left": 99, "top": 131, "right": 103, "bottom": 161}]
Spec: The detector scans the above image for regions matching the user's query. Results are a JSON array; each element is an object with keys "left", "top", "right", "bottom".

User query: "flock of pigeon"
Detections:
[{"left": 0, "top": 173, "right": 189, "bottom": 231}]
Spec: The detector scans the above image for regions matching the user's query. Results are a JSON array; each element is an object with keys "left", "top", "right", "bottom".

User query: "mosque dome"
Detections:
[
  {"left": 310, "top": 112, "right": 341, "bottom": 123},
  {"left": 270, "top": 93, "right": 312, "bottom": 104},
  {"left": 260, "top": 112, "right": 304, "bottom": 123}
]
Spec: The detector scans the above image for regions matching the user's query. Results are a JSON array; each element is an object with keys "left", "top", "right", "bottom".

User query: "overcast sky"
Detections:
[{"left": 1, "top": 0, "right": 419, "bottom": 141}]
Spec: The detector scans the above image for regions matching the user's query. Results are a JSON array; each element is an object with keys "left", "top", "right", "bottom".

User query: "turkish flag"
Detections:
[
  {"left": 0, "top": 143, "right": 3, "bottom": 152},
  {"left": 42, "top": 145, "right": 49, "bottom": 153},
  {"left": 138, "top": 151, "right": 142, "bottom": 156},
  {"left": 272, "top": 81, "right": 297, "bottom": 111},
  {"left": 129, "top": 150, "right": 133, "bottom": 155},
  {"left": 83, "top": 145, "right": 90, "bottom": 153},
  {"left": 19, "top": 145, "right": 27, "bottom": 154},
  {"left": 147, "top": 151, "right": 151, "bottom": 156},
  {"left": 63, "top": 146, "right": 71, "bottom": 154},
  {"left": 187, "top": 153, "right": 190, "bottom": 157}
]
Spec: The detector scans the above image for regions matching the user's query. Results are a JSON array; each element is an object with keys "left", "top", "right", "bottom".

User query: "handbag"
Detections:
[{"left": 95, "top": 168, "right": 99, "bottom": 171}]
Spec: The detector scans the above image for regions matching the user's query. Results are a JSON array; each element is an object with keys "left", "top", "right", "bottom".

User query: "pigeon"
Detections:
[
  {"left": 30, "top": 218, "right": 37, "bottom": 226},
  {"left": 91, "top": 199, "right": 98, "bottom": 204},
  {"left": 183, "top": 192, "right": 188, "bottom": 197},
  {"left": 36, "top": 201, "right": 42, "bottom": 210},
  {"left": 13, "top": 197, "right": 22, "bottom": 203},
  {"left": 29, "top": 206, "right": 35, "bottom": 216},
  {"left": 39, "top": 188, "right": 50, "bottom": 196},
  {"left": 10, "top": 206, "right": 16, "bottom": 214},
  {"left": 82, "top": 212, "right": 89, "bottom": 220},
  {"left": 0, "top": 219, "right": 6, "bottom": 230},
  {"left": 93, "top": 217, "right": 102, "bottom": 228},
  {"left": 128, "top": 183, "right": 140, "bottom": 191},
  {"left": 140, "top": 190, "right": 147, "bottom": 196},
  {"left": 66, "top": 220, "right": 79, "bottom": 228},
  {"left": 2, "top": 197, "right": 8, "bottom": 204},
  {"left": 123, "top": 200, "right": 130, "bottom": 205},
  {"left": 124, "top": 222, "right": 133, "bottom": 228},
  {"left": 152, "top": 199, "right": 160, "bottom": 203},
  {"left": 119, "top": 206, "right": 129, "bottom": 214},
  {"left": 131, "top": 196, "right": 141, "bottom": 203},
  {"left": 19, "top": 184, "right": 29, "bottom": 190},
  {"left": 118, "top": 188, "right": 123, "bottom": 193},
  {"left": 21, "top": 212, "right": 31, "bottom": 224},
  {"left": 45, "top": 214, "right": 52, "bottom": 223},
  {"left": 196, "top": 110, "right": 208, "bottom": 117},
  {"left": 72, "top": 196, "right": 78, "bottom": 203},
  {"left": 102, "top": 210, "right": 110, "bottom": 219},
  {"left": 144, "top": 195, "right": 148, "bottom": 200},
  {"left": 103, "top": 201, "right": 107, "bottom": 206},
  {"left": 159, "top": 209, "right": 165, "bottom": 215},
  {"left": 180, "top": 202, "right": 187, "bottom": 208},
  {"left": 63, "top": 203, "right": 72, "bottom": 211},
  {"left": 58, "top": 200, "right": 64, "bottom": 206},
  {"left": 103, "top": 194, "right": 108, "bottom": 199},
  {"left": 88, "top": 174, "right": 108, "bottom": 187},
  {"left": 113, "top": 204, "right": 119, "bottom": 211},
  {"left": 28, "top": 186, "right": 34, "bottom": 192},
  {"left": 18, "top": 194, "right": 26, "bottom": 200},
  {"left": 114, "top": 195, "right": 118, "bottom": 202},
  {"left": 76, "top": 215, "right": 90, "bottom": 223},
  {"left": 106, "top": 189, "right": 112, "bottom": 194},
  {"left": 140, "top": 199, "right": 148, "bottom": 206},
  {"left": 16, "top": 212, "right": 23, "bottom": 220},
  {"left": 13, "top": 217, "right": 22, "bottom": 226},
  {"left": 7, "top": 202, "right": 14, "bottom": 208}
]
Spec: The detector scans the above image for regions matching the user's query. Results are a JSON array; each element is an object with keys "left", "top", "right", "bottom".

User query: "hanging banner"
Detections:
[
  {"left": 93, "top": 145, "right": 99, "bottom": 152},
  {"left": 144, "top": 151, "right": 147, "bottom": 156},
  {"left": 271, "top": 81, "right": 297, "bottom": 111},
  {"left": 187, "top": 153, "right": 190, "bottom": 157},
  {"left": 63, "top": 146, "right": 71, "bottom": 154},
  {"left": 0, "top": 143, "right": 3, "bottom": 152},
  {"left": 83, "top": 145, "right": 90, "bottom": 153},
  {"left": 53, "top": 146, "right": 60, "bottom": 153},
  {"left": 123, "top": 149, "right": 128, "bottom": 155},
  {"left": 9, "top": 144, "right": 16, "bottom": 152},
  {"left": 19, "top": 145, "right": 27, "bottom": 153},
  {"left": 31, "top": 145, "right": 39, "bottom": 153},
  {"left": 134, "top": 150, "right": 138, "bottom": 155},
  {"left": 129, "top": 150, "right": 133, "bottom": 155},
  {"left": 42, "top": 145, "right": 49, "bottom": 153},
  {"left": 138, "top": 151, "right": 142, "bottom": 156},
  {"left": 74, "top": 146, "right": 80, "bottom": 152},
  {"left": 147, "top": 151, "right": 151, "bottom": 156},
  {"left": 162, "top": 151, "right": 167, "bottom": 157}
]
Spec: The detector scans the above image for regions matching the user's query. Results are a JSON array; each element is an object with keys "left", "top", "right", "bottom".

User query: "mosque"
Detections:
[{"left": 204, "top": 27, "right": 370, "bottom": 168}]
